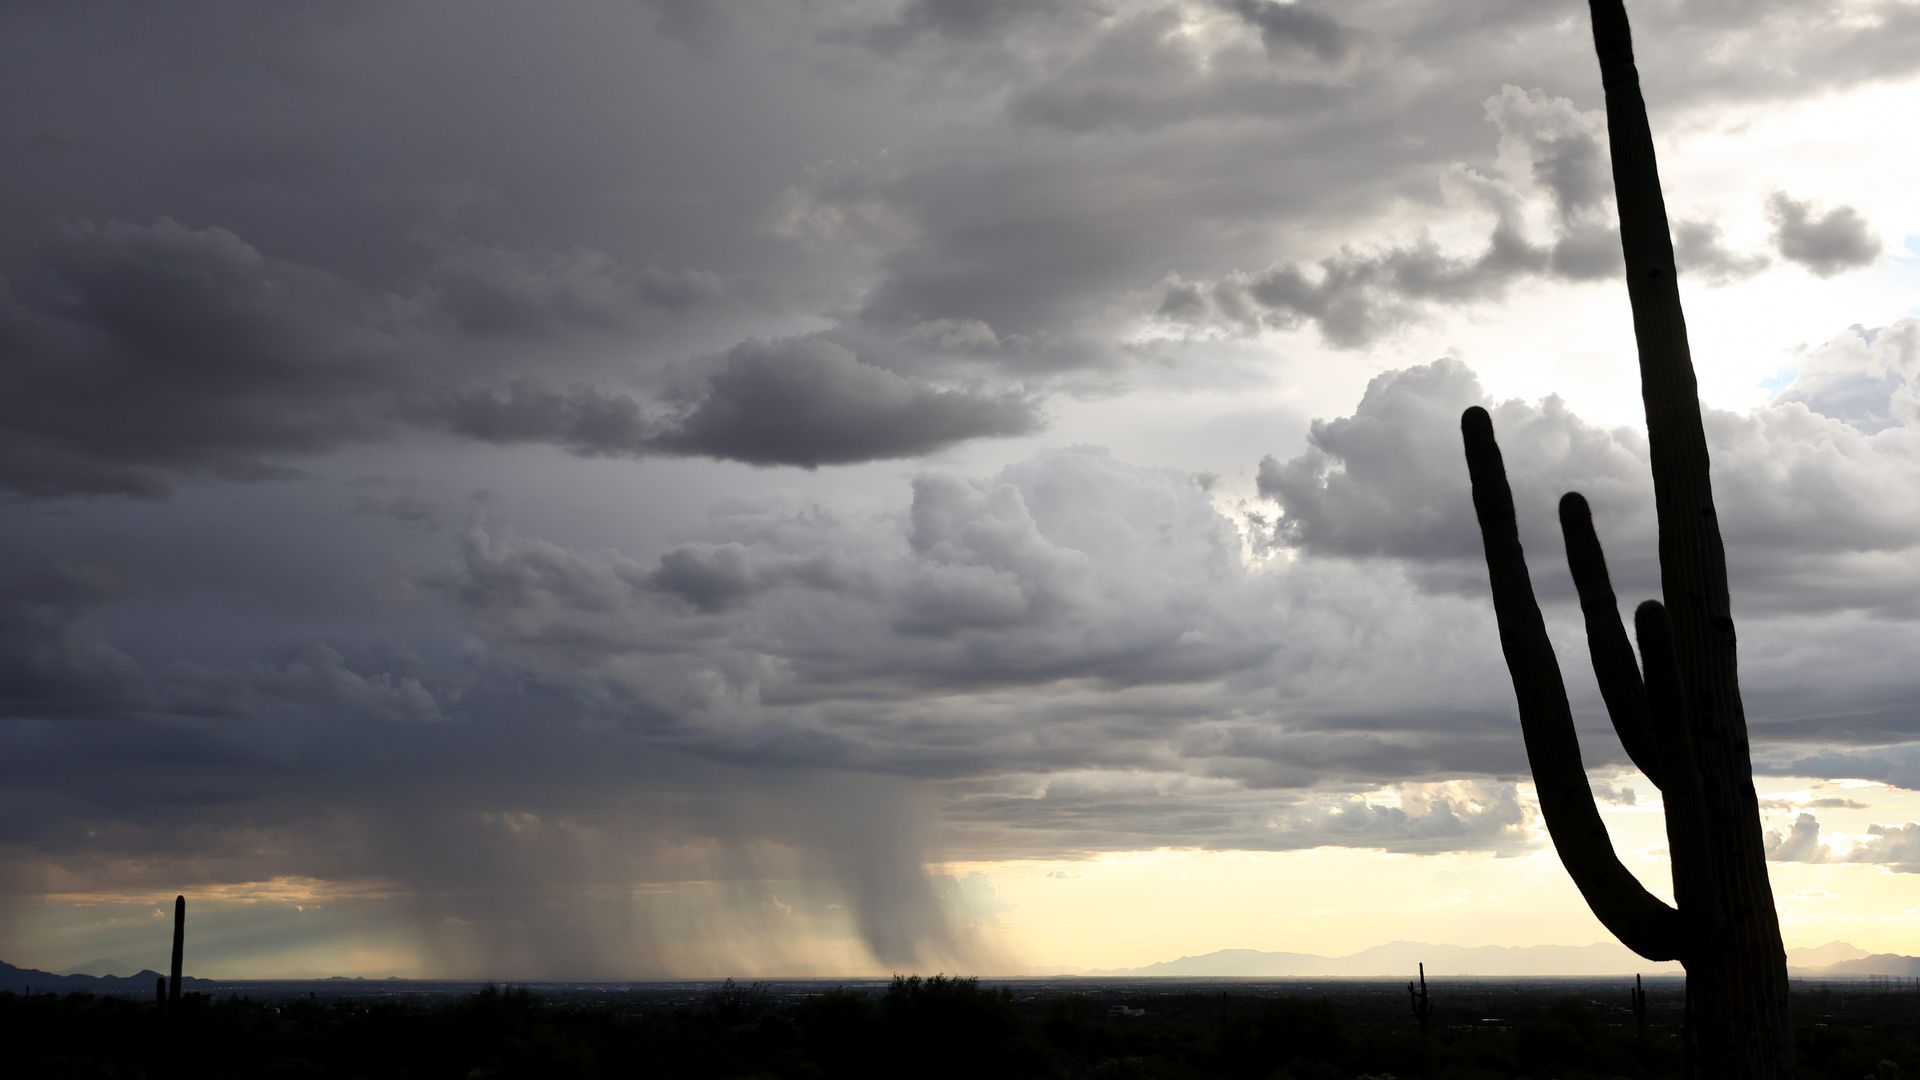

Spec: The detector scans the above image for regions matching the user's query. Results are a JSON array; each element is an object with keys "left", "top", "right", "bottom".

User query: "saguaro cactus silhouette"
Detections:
[
  {"left": 1407, "top": 962, "right": 1433, "bottom": 1039},
  {"left": 1459, "top": 1, "right": 1791, "bottom": 1075},
  {"left": 1631, "top": 973, "right": 1648, "bottom": 1041},
  {"left": 168, "top": 894, "right": 185, "bottom": 1008}
]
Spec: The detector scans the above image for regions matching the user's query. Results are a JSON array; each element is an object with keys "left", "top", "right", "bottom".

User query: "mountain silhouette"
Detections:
[
  {"left": 0, "top": 960, "right": 210, "bottom": 995},
  {"left": 1092, "top": 941, "right": 1918, "bottom": 978}
]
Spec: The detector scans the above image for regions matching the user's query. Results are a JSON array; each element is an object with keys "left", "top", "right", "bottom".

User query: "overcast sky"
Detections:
[{"left": 4, "top": 0, "right": 1919, "bottom": 979}]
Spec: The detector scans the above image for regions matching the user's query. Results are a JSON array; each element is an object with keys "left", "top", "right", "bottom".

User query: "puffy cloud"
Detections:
[
  {"left": 1482, "top": 82, "right": 1609, "bottom": 224},
  {"left": 1253, "top": 345, "right": 1920, "bottom": 759},
  {"left": 441, "top": 447, "right": 1280, "bottom": 710},
  {"left": 1255, "top": 339, "right": 1920, "bottom": 616},
  {"left": 1766, "top": 812, "right": 1830, "bottom": 863},
  {"left": 1767, "top": 191, "right": 1883, "bottom": 277},
  {"left": 1255, "top": 358, "right": 1641, "bottom": 563},
  {"left": 1772, "top": 320, "right": 1920, "bottom": 432},
  {"left": 1851, "top": 822, "right": 1920, "bottom": 874},
  {"left": 1764, "top": 812, "right": 1920, "bottom": 874}
]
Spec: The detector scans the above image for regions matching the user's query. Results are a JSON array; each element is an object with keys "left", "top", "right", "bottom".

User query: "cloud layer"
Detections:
[{"left": 2, "top": 0, "right": 1916, "bottom": 973}]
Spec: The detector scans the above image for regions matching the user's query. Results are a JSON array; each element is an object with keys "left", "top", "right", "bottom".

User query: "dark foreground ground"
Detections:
[{"left": 5, "top": 975, "right": 1915, "bottom": 1078}]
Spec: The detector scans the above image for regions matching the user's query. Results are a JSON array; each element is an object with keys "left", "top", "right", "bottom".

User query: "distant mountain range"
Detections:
[
  {"left": 1804, "top": 954, "right": 1920, "bottom": 978},
  {"left": 1090, "top": 941, "right": 1920, "bottom": 979},
  {"left": 1, "top": 960, "right": 212, "bottom": 996}
]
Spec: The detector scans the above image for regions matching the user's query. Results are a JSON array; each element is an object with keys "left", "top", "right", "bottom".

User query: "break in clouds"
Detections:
[{"left": 2, "top": 0, "right": 1917, "bottom": 975}]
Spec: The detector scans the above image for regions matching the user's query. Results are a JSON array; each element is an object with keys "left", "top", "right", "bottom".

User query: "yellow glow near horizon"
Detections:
[{"left": 944, "top": 777, "right": 1920, "bottom": 973}]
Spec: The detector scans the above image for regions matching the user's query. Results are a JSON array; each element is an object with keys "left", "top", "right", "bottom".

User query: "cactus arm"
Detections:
[
  {"left": 1463, "top": 407, "right": 1681, "bottom": 961},
  {"left": 1632, "top": 601, "right": 1718, "bottom": 943},
  {"left": 1558, "top": 493, "right": 1662, "bottom": 789}
]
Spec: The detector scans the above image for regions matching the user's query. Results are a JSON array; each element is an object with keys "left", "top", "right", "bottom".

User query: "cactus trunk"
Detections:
[{"left": 1459, "top": 2, "right": 1792, "bottom": 1075}]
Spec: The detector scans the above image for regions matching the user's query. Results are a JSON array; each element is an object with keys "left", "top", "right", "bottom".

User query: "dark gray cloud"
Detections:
[
  {"left": 640, "top": 0, "right": 731, "bottom": 51},
  {"left": 435, "top": 382, "right": 657, "bottom": 455},
  {"left": 1155, "top": 85, "right": 1646, "bottom": 347},
  {"left": 1002, "top": 6, "right": 1354, "bottom": 134},
  {"left": 1174, "top": 222, "right": 1559, "bottom": 348},
  {"left": 882, "top": 0, "right": 1041, "bottom": 41},
  {"left": 440, "top": 336, "right": 1043, "bottom": 467},
  {"left": 1673, "top": 219, "right": 1771, "bottom": 284},
  {"left": 0, "top": 547, "right": 441, "bottom": 729},
  {"left": 1221, "top": 0, "right": 1352, "bottom": 62},
  {"left": 0, "top": 219, "right": 404, "bottom": 498},
  {"left": 420, "top": 242, "right": 727, "bottom": 339},
  {"left": 2, "top": 0, "right": 1895, "bottom": 490},
  {"left": 350, "top": 487, "right": 444, "bottom": 532},
  {"left": 1, "top": 0, "right": 1908, "bottom": 410},
  {"left": 652, "top": 337, "right": 1044, "bottom": 466},
  {"left": 0, "top": 561, "right": 144, "bottom": 717},
  {"left": 946, "top": 776, "right": 1531, "bottom": 860},
  {"left": 0, "top": 218, "right": 1040, "bottom": 498},
  {"left": 1765, "top": 743, "right": 1920, "bottom": 792},
  {"left": 1767, "top": 191, "right": 1883, "bottom": 277}
]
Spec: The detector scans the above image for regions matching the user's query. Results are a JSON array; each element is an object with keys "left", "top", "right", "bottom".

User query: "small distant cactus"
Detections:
[
  {"left": 1407, "top": 962, "right": 1433, "bottom": 1038},
  {"left": 168, "top": 895, "right": 185, "bottom": 1008},
  {"left": 1631, "top": 972, "right": 1647, "bottom": 1040},
  {"left": 155, "top": 974, "right": 167, "bottom": 1005}
]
